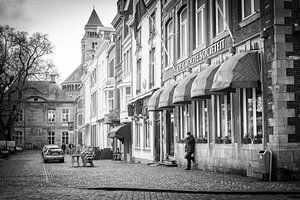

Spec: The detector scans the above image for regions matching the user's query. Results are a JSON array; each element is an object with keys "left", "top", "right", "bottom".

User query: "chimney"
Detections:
[{"left": 50, "top": 74, "right": 56, "bottom": 83}]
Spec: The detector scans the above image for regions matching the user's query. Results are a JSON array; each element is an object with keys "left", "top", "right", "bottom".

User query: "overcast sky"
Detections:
[{"left": 0, "top": 0, "right": 117, "bottom": 83}]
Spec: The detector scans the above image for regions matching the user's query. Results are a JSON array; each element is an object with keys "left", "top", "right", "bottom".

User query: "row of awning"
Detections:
[{"left": 148, "top": 51, "right": 260, "bottom": 111}]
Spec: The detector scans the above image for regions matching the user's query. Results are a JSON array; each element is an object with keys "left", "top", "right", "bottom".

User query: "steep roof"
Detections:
[
  {"left": 85, "top": 8, "right": 103, "bottom": 27},
  {"left": 23, "top": 81, "right": 74, "bottom": 102},
  {"left": 62, "top": 65, "right": 84, "bottom": 85}
]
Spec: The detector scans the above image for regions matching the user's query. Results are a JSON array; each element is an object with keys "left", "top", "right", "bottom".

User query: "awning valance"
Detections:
[
  {"left": 148, "top": 88, "right": 164, "bottom": 111},
  {"left": 191, "top": 64, "right": 221, "bottom": 99},
  {"left": 173, "top": 73, "right": 197, "bottom": 104},
  {"left": 211, "top": 51, "right": 260, "bottom": 92},
  {"left": 158, "top": 82, "right": 178, "bottom": 109},
  {"left": 108, "top": 123, "right": 131, "bottom": 143}
]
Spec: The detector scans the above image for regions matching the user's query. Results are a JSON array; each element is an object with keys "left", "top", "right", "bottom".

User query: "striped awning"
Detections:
[
  {"left": 211, "top": 51, "right": 260, "bottom": 92},
  {"left": 191, "top": 64, "right": 221, "bottom": 99},
  {"left": 148, "top": 88, "right": 164, "bottom": 111},
  {"left": 173, "top": 73, "right": 198, "bottom": 104},
  {"left": 158, "top": 82, "right": 178, "bottom": 109}
]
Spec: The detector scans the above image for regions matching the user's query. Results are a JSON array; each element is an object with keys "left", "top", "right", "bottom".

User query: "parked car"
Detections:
[
  {"left": 43, "top": 148, "right": 64, "bottom": 163},
  {"left": 42, "top": 144, "right": 59, "bottom": 156}
]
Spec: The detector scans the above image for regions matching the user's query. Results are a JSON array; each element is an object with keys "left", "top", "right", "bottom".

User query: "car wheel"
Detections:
[
  {"left": 60, "top": 159, "right": 64, "bottom": 163},
  {"left": 43, "top": 159, "right": 47, "bottom": 163}
]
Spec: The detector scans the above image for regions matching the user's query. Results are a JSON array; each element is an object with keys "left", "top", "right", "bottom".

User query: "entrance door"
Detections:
[{"left": 166, "top": 111, "right": 174, "bottom": 157}]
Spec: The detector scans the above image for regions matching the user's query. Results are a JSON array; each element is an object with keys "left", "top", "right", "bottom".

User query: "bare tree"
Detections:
[{"left": 0, "top": 25, "right": 55, "bottom": 140}]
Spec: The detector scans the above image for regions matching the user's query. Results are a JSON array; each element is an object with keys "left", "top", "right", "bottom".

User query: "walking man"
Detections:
[{"left": 184, "top": 132, "right": 195, "bottom": 170}]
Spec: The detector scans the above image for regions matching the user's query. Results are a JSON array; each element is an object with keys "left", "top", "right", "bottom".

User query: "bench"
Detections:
[{"left": 81, "top": 150, "right": 95, "bottom": 167}]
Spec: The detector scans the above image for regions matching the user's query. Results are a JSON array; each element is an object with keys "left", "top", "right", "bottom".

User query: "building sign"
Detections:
[{"left": 176, "top": 38, "right": 226, "bottom": 72}]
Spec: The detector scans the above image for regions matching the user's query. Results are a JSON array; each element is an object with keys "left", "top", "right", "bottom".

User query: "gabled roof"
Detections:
[
  {"left": 62, "top": 65, "right": 84, "bottom": 85},
  {"left": 85, "top": 8, "right": 103, "bottom": 27}
]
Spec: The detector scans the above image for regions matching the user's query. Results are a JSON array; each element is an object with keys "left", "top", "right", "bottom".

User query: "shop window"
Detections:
[
  {"left": 166, "top": 20, "right": 174, "bottom": 68},
  {"left": 241, "top": 88, "right": 263, "bottom": 140},
  {"left": 195, "top": 100, "right": 209, "bottom": 139},
  {"left": 241, "top": 0, "right": 259, "bottom": 19},
  {"left": 62, "top": 109, "right": 69, "bottom": 122},
  {"left": 62, "top": 131, "right": 69, "bottom": 145},
  {"left": 195, "top": 0, "right": 205, "bottom": 48},
  {"left": 144, "top": 119, "right": 150, "bottom": 149},
  {"left": 48, "top": 109, "right": 55, "bottom": 122},
  {"left": 216, "top": 94, "right": 232, "bottom": 141},
  {"left": 135, "top": 122, "right": 141, "bottom": 148},
  {"left": 179, "top": 105, "right": 190, "bottom": 140},
  {"left": 48, "top": 131, "right": 55, "bottom": 144},
  {"left": 179, "top": 7, "right": 188, "bottom": 58},
  {"left": 15, "top": 131, "right": 23, "bottom": 146},
  {"left": 91, "top": 125, "right": 97, "bottom": 146}
]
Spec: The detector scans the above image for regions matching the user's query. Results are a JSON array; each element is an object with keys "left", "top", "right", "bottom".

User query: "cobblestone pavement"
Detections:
[{"left": 0, "top": 150, "right": 299, "bottom": 200}]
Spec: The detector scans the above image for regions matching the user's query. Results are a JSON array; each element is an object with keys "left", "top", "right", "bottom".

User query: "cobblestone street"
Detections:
[{"left": 0, "top": 150, "right": 300, "bottom": 199}]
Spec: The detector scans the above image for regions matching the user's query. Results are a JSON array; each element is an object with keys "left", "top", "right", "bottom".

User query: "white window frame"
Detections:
[
  {"left": 136, "top": 60, "right": 142, "bottom": 94},
  {"left": 91, "top": 92, "right": 97, "bottom": 117},
  {"left": 62, "top": 131, "right": 69, "bottom": 145},
  {"left": 166, "top": 20, "right": 174, "bottom": 68},
  {"left": 90, "top": 68, "right": 97, "bottom": 88},
  {"left": 215, "top": 0, "right": 226, "bottom": 35},
  {"left": 144, "top": 119, "right": 150, "bottom": 149},
  {"left": 48, "top": 109, "right": 55, "bottom": 122},
  {"left": 62, "top": 109, "right": 69, "bottom": 122},
  {"left": 179, "top": 8, "right": 188, "bottom": 58},
  {"left": 48, "top": 131, "right": 55, "bottom": 144},
  {"left": 196, "top": 2, "right": 205, "bottom": 47},
  {"left": 216, "top": 94, "right": 231, "bottom": 138},
  {"left": 135, "top": 122, "right": 141, "bottom": 148},
  {"left": 149, "top": 48, "right": 155, "bottom": 88},
  {"left": 242, "top": 88, "right": 262, "bottom": 137},
  {"left": 241, "top": 0, "right": 259, "bottom": 20},
  {"left": 125, "top": 87, "right": 131, "bottom": 110},
  {"left": 107, "top": 90, "right": 114, "bottom": 111}
]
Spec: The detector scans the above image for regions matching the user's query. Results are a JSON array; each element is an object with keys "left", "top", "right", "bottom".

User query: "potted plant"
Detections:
[
  {"left": 252, "top": 134, "right": 262, "bottom": 144},
  {"left": 223, "top": 136, "right": 231, "bottom": 144},
  {"left": 215, "top": 136, "right": 223, "bottom": 144},
  {"left": 242, "top": 134, "right": 252, "bottom": 144},
  {"left": 196, "top": 137, "right": 207, "bottom": 143}
]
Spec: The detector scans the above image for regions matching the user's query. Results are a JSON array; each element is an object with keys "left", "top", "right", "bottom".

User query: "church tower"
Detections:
[
  {"left": 81, "top": 8, "right": 103, "bottom": 65},
  {"left": 62, "top": 8, "right": 103, "bottom": 97}
]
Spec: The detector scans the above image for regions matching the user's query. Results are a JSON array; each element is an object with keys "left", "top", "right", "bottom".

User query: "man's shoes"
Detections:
[{"left": 185, "top": 168, "right": 191, "bottom": 170}]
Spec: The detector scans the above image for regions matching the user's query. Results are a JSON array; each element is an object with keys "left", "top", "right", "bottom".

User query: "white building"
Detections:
[{"left": 129, "top": 0, "right": 162, "bottom": 164}]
